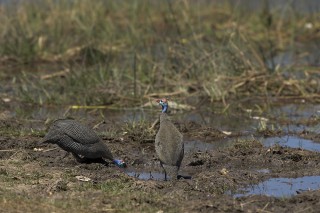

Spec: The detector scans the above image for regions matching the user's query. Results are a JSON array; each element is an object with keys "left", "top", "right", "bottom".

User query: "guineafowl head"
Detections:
[
  {"left": 113, "top": 159, "right": 126, "bottom": 168},
  {"left": 156, "top": 98, "right": 168, "bottom": 113}
]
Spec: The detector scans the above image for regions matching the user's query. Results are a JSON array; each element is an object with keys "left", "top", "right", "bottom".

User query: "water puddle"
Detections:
[
  {"left": 234, "top": 176, "right": 320, "bottom": 198},
  {"left": 178, "top": 110, "right": 255, "bottom": 133},
  {"left": 305, "top": 124, "right": 320, "bottom": 135},
  {"left": 125, "top": 170, "right": 192, "bottom": 181},
  {"left": 260, "top": 136, "right": 320, "bottom": 152},
  {"left": 267, "top": 104, "right": 320, "bottom": 121},
  {"left": 5, "top": 102, "right": 320, "bottom": 136},
  {"left": 126, "top": 171, "right": 166, "bottom": 180},
  {"left": 281, "top": 124, "right": 307, "bottom": 134}
]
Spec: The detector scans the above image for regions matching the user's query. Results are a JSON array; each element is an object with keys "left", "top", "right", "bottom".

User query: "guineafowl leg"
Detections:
[
  {"left": 160, "top": 162, "right": 168, "bottom": 181},
  {"left": 162, "top": 164, "right": 179, "bottom": 181},
  {"left": 72, "top": 153, "right": 87, "bottom": 163}
]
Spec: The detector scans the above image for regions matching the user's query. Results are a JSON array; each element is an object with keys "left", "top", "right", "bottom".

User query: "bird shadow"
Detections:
[
  {"left": 177, "top": 175, "right": 192, "bottom": 180},
  {"left": 72, "top": 154, "right": 110, "bottom": 166}
]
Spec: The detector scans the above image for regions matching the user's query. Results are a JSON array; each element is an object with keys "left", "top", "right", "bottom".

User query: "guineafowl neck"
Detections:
[
  {"left": 101, "top": 148, "right": 114, "bottom": 161},
  {"left": 159, "top": 113, "right": 170, "bottom": 123}
]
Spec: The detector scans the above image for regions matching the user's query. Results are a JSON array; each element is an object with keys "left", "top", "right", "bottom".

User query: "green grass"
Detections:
[
  {"left": 232, "top": 139, "right": 263, "bottom": 150},
  {"left": 122, "top": 120, "right": 155, "bottom": 143},
  {"left": 0, "top": 168, "right": 176, "bottom": 213},
  {"left": 0, "top": 124, "right": 46, "bottom": 137},
  {"left": 0, "top": 0, "right": 319, "bottom": 106}
]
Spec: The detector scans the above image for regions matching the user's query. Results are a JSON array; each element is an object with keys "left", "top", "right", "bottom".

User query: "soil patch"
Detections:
[{"left": 1, "top": 119, "right": 320, "bottom": 212}]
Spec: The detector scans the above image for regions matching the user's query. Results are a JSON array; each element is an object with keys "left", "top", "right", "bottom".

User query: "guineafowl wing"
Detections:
[
  {"left": 155, "top": 121, "right": 184, "bottom": 166},
  {"left": 55, "top": 134, "right": 84, "bottom": 154},
  {"left": 51, "top": 119, "right": 101, "bottom": 145}
]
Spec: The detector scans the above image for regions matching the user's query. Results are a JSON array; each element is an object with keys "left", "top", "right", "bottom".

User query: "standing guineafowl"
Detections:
[
  {"left": 155, "top": 98, "right": 184, "bottom": 181},
  {"left": 42, "top": 119, "right": 126, "bottom": 168}
]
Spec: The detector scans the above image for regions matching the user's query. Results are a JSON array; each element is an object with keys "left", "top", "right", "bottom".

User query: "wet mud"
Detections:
[{"left": 1, "top": 114, "right": 320, "bottom": 212}]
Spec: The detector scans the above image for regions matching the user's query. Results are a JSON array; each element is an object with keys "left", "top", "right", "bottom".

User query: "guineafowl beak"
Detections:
[{"left": 113, "top": 159, "right": 126, "bottom": 168}]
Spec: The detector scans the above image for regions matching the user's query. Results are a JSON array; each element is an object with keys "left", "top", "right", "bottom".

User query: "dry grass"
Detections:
[{"left": 0, "top": 0, "right": 319, "bottom": 107}]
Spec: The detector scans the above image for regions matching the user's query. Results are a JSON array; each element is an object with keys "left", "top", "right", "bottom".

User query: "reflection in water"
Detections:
[
  {"left": 234, "top": 176, "right": 320, "bottom": 197},
  {"left": 10, "top": 105, "right": 258, "bottom": 133},
  {"left": 13, "top": 103, "right": 320, "bottom": 131},
  {"left": 178, "top": 111, "right": 254, "bottom": 133},
  {"left": 126, "top": 171, "right": 166, "bottom": 181},
  {"left": 7, "top": 100, "right": 320, "bottom": 134},
  {"left": 260, "top": 136, "right": 320, "bottom": 152},
  {"left": 126, "top": 171, "right": 191, "bottom": 181},
  {"left": 267, "top": 104, "right": 320, "bottom": 121},
  {"left": 305, "top": 124, "right": 320, "bottom": 135}
]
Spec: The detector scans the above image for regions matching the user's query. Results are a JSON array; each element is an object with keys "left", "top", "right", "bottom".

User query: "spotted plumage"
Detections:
[
  {"left": 155, "top": 98, "right": 184, "bottom": 180},
  {"left": 42, "top": 119, "right": 125, "bottom": 167}
]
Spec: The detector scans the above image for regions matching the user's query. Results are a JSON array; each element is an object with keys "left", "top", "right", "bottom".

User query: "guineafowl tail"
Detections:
[
  {"left": 39, "top": 130, "right": 61, "bottom": 145},
  {"left": 41, "top": 124, "right": 63, "bottom": 142}
]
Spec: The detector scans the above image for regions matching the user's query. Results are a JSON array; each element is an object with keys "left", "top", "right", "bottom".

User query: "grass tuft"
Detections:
[{"left": 0, "top": 0, "right": 319, "bottom": 106}]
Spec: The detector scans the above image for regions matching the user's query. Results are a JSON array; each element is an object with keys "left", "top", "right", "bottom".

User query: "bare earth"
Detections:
[{"left": 1, "top": 119, "right": 320, "bottom": 213}]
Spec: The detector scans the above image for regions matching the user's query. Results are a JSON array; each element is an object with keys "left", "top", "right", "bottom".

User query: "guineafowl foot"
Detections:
[{"left": 71, "top": 153, "right": 84, "bottom": 162}]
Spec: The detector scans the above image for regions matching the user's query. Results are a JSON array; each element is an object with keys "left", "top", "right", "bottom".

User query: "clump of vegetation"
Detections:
[
  {"left": 122, "top": 120, "right": 155, "bottom": 143},
  {"left": 232, "top": 139, "right": 263, "bottom": 151},
  {"left": 0, "top": 0, "right": 319, "bottom": 106},
  {"left": 255, "top": 119, "right": 282, "bottom": 137},
  {"left": 0, "top": 121, "right": 46, "bottom": 137}
]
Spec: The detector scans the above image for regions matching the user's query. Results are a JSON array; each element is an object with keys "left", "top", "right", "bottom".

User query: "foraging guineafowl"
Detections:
[
  {"left": 155, "top": 98, "right": 184, "bottom": 180},
  {"left": 42, "top": 119, "right": 126, "bottom": 167}
]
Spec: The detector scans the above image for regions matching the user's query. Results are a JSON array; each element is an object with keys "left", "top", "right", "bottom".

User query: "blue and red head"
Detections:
[
  {"left": 156, "top": 98, "right": 168, "bottom": 113},
  {"left": 113, "top": 159, "right": 126, "bottom": 168}
]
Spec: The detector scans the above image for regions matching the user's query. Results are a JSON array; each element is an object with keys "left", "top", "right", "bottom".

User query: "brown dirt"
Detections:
[{"left": 1, "top": 119, "right": 320, "bottom": 213}]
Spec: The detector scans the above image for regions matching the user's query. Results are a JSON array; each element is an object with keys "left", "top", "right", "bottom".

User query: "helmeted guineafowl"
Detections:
[
  {"left": 155, "top": 98, "right": 184, "bottom": 180},
  {"left": 42, "top": 119, "right": 126, "bottom": 167}
]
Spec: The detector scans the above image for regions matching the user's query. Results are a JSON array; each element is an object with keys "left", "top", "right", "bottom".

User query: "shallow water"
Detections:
[
  {"left": 234, "top": 176, "right": 320, "bottom": 198},
  {"left": 5, "top": 99, "right": 320, "bottom": 131},
  {"left": 125, "top": 170, "right": 191, "bottom": 181},
  {"left": 126, "top": 171, "right": 166, "bottom": 181},
  {"left": 267, "top": 104, "right": 320, "bottom": 121},
  {"left": 260, "top": 136, "right": 320, "bottom": 152}
]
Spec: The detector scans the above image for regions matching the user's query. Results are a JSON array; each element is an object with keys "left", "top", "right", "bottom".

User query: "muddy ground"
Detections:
[{"left": 1, "top": 118, "right": 320, "bottom": 213}]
